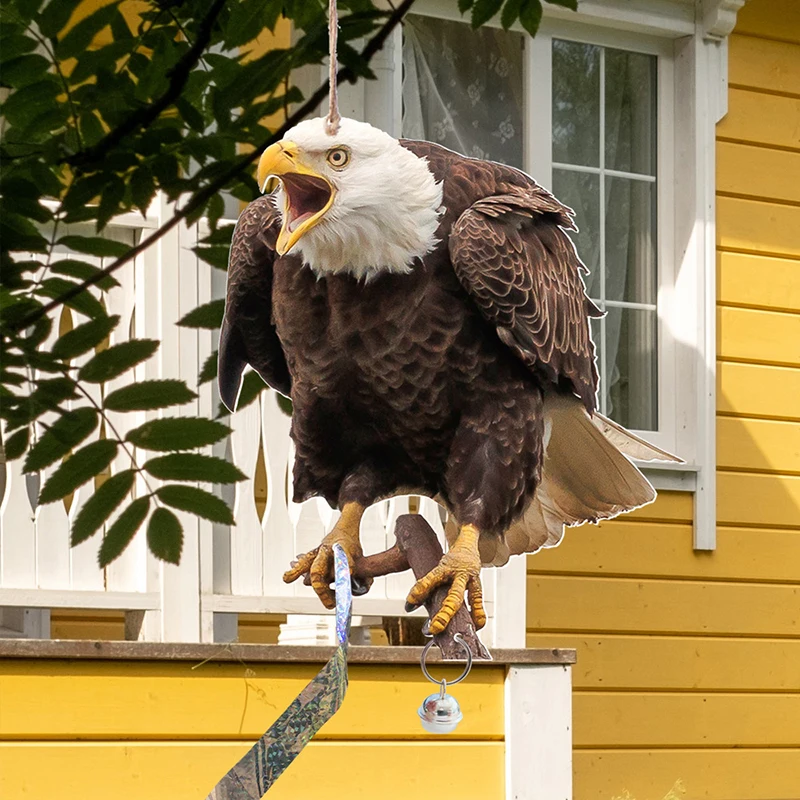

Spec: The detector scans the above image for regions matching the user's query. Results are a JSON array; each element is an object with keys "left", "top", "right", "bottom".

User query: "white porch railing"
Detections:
[{"left": 0, "top": 196, "right": 527, "bottom": 646}]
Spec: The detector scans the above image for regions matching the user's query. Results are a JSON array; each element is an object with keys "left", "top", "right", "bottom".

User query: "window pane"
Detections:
[
  {"left": 402, "top": 15, "right": 524, "bottom": 167},
  {"left": 605, "top": 307, "right": 658, "bottom": 430},
  {"left": 552, "top": 168, "right": 601, "bottom": 298},
  {"left": 605, "top": 177, "right": 657, "bottom": 304},
  {"left": 605, "top": 49, "right": 657, "bottom": 176},
  {"left": 553, "top": 40, "right": 600, "bottom": 168}
]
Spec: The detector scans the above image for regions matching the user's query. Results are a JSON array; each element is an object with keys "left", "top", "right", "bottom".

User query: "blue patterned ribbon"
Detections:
[{"left": 205, "top": 544, "right": 353, "bottom": 799}]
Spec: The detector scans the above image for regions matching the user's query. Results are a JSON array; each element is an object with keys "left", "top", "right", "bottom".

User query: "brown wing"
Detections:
[
  {"left": 449, "top": 185, "right": 601, "bottom": 411},
  {"left": 218, "top": 195, "right": 291, "bottom": 410}
]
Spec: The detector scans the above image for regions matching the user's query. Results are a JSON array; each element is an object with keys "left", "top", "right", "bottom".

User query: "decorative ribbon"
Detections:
[{"left": 205, "top": 544, "right": 353, "bottom": 799}]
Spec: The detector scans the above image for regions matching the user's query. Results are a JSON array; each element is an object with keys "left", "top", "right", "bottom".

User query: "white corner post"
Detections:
[
  {"left": 0, "top": 608, "right": 50, "bottom": 639},
  {"left": 506, "top": 664, "right": 573, "bottom": 800}
]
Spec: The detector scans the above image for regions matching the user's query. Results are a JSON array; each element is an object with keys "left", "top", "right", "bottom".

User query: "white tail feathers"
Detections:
[
  {"left": 478, "top": 393, "right": 679, "bottom": 567},
  {"left": 590, "top": 411, "right": 684, "bottom": 463}
]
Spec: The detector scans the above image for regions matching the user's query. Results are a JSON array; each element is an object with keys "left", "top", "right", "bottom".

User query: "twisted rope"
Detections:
[{"left": 324, "top": 0, "right": 341, "bottom": 135}]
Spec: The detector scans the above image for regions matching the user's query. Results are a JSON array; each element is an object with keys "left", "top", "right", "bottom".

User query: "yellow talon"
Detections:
[
  {"left": 406, "top": 523, "right": 486, "bottom": 634},
  {"left": 283, "top": 502, "right": 369, "bottom": 608}
]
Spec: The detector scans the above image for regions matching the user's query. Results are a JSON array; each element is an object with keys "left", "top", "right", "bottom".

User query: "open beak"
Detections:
[{"left": 257, "top": 141, "right": 334, "bottom": 256}]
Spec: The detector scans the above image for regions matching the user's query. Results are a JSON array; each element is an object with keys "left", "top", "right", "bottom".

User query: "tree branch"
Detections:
[
  {"left": 13, "top": 0, "right": 418, "bottom": 332},
  {"left": 64, "top": 0, "right": 227, "bottom": 171}
]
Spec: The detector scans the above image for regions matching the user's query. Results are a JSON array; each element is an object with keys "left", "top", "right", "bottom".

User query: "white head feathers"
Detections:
[{"left": 273, "top": 117, "right": 443, "bottom": 280}]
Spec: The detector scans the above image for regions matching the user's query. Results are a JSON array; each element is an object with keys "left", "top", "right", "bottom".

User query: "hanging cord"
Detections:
[{"left": 325, "top": 0, "right": 341, "bottom": 135}]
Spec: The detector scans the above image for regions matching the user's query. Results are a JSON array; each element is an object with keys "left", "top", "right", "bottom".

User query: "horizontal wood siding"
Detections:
[
  {"left": 527, "top": 3, "right": 800, "bottom": 796},
  {"left": 0, "top": 741, "right": 505, "bottom": 800},
  {"left": 0, "top": 659, "right": 506, "bottom": 800}
]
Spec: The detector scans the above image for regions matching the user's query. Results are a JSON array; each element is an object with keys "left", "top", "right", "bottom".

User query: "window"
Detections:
[{"left": 401, "top": 15, "right": 664, "bottom": 434}]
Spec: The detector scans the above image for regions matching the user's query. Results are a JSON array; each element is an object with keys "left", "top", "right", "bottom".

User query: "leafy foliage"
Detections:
[{"left": 1, "top": 0, "right": 572, "bottom": 568}]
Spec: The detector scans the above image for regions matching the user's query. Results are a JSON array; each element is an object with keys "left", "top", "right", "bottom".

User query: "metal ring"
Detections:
[{"left": 420, "top": 633, "right": 473, "bottom": 687}]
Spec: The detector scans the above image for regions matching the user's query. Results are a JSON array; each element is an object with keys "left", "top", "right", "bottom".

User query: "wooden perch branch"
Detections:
[{"left": 354, "top": 514, "right": 492, "bottom": 661}]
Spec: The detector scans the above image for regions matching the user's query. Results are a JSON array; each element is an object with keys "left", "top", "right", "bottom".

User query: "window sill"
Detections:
[{"left": 639, "top": 461, "right": 699, "bottom": 492}]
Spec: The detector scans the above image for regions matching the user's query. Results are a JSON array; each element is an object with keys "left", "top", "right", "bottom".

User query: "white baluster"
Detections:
[
  {"left": 260, "top": 391, "right": 294, "bottom": 596},
  {"left": 228, "top": 395, "right": 263, "bottom": 596}
]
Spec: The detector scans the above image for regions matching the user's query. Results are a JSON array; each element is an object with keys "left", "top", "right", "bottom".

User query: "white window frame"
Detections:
[{"left": 292, "top": 0, "right": 748, "bottom": 549}]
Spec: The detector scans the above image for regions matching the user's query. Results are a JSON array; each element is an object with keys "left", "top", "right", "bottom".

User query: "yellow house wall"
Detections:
[
  {"left": 526, "top": 2, "right": 800, "bottom": 797},
  {"left": 0, "top": 658, "right": 506, "bottom": 800}
]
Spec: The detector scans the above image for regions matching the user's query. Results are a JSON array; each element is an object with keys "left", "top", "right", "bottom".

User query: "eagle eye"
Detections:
[{"left": 326, "top": 146, "right": 350, "bottom": 169}]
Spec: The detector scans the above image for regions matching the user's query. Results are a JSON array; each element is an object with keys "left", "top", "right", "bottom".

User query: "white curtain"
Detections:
[{"left": 402, "top": 15, "right": 524, "bottom": 167}]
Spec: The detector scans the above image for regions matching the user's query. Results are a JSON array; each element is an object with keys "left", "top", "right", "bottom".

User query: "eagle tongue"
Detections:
[{"left": 282, "top": 173, "right": 331, "bottom": 232}]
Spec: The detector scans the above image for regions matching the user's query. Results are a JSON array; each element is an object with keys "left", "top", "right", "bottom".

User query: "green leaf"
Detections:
[
  {"left": 98, "top": 496, "right": 150, "bottom": 567},
  {"left": 36, "top": 277, "right": 107, "bottom": 320},
  {"left": 0, "top": 209, "right": 49, "bottom": 252},
  {"left": 38, "top": 0, "right": 84, "bottom": 38},
  {"left": 57, "top": 235, "right": 129, "bottom": 259},
  {"left": 193, "top": 246, "right": 230, "bottom": 271},
  {"left": 71, "top": 469, "right": 135, "bottom": 546},
  {"left": 0, "top": 34, "right": 39, "bottom": 60},
  {"left": 144, "top": 453, "right": 246, "bottom": 484},
  {"left": 501, "top": 0, "right": 524, "bottom": 28},
  {"left": 519, "top": 0, "right": 544, "bottom": 36},
  {"left": 471, "top": 0, "right": 503, "bottom": 26},
  {"left": 51, "top": 314, "right": 119, "bottom": 360},
  {"left": 198, "top": 351, "right": 218, "bottom": 385},
  {"left": 0, "top": 78, "right": 59, "bottom": 128},
  {"left": 147, "top": 507, "right": 183, "bottom": 565},
  {"left": 96, "top": 178, "right": 125, "bottom": 231},
  {"left": 78, "top": 339, "right": 159, "bottom": 383},
  {"left": 79, "top": 110, "right": 106, "bottom": 148},
  {"left": 50, "top": 259, "right": 120, "bottom": 292},
  {"left": 227, "top": 0, "right": 268, "bottom": 47},
  {"left": 200, "top": 224, "right": 236, "bottom": 245},
  {"left": 3, "top": 427, "right": 29, "bottom": 461},
  {"left": 177, "top": 299, "right": 225, "bottom": 330},
  {"left": 130, "top": 165, "right": 156, "bottom": 216},
  {"left": 458, "top": 0, "right": 475, "bottom": 11},
  {"left": 127, "top": 417, "right": 230, "bottom": 451},
  {"left": 545, "top": 0, "right": 577, "bottom": 9},
  {"left": 104, "top": 380, "right": 196, "bottom": 412},
  {"left": 156, "top": 484, "right": 234, "bottom": 525},
  {"left": 55, "top": 3, "right": 117, "bottom": 60},
  {"left": 24, "top": 408, "right": 99, "bottom": 473},
  {"left": 0, "top": 54, "right": 51, "bottom": 88},
  {"left": 38, "top": 439, "right": 117, "bottom": 505}
]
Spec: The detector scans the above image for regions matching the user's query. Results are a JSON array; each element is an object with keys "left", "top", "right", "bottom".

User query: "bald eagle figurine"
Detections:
[{"left": 219, "top": 117, "right": 678, "bottom": 635}]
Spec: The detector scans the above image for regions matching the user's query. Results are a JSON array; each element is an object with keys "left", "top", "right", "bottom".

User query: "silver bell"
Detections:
[{"left": 418, "top": 683, "right": 463, "bottom": 734}]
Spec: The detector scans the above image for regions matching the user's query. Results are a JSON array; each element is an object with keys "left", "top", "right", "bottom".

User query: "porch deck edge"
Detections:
[{"left": 0, "top": 639, "right": 576, "bottom": 665}]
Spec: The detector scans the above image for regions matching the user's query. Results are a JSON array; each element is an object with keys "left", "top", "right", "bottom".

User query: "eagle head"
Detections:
[{"left": 257, "top": 117, "right": 443, "bottom": 279}]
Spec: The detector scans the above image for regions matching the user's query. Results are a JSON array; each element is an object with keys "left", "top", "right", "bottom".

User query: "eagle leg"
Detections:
[
  {"left": 282, "top": 501, "right": 370, "bottom": 608},
  {"left": 405, "top": 523, "right": 486, "bottom": 635}
]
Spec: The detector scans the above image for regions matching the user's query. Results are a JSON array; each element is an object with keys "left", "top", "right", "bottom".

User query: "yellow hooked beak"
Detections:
[{"left": 257, "top": 141, "right": 335, "bottom": 256}]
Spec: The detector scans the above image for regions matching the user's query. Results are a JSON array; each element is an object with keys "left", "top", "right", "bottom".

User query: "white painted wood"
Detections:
[
  {"left": 0, "top": 439, "right": 37, "bottom": 589},
  {"left": 673, "top": 30, "right": 721, "bottom": 550},
  {"left": 209, "top": 593, "right": 426, "bottom": 617},
  {"left": 154, "top": 216, "right": 203, "bottom": 642},
  {"left": 259, "top": 391, "right": 294, "bottom": 597},
  {"left": 702, "top": 0, "right": 747, "bottom": 41},
  {"left": 103, "top": 232, "right": 145, "bottom": 595},
  {"left": 505, "top": 665, "right": 573, "bottom": 800},
  {"left": 33, "top": 301, "right": 71, "bottom": 591},
  {"left": 488, "top": 557, "right": 527, "bottom": 649},
  {"left": 0, "top": 589, "right": 159, "bottom": 609},
  {"left": 0, "top": 608, "right": 50, "bottom": 638}
]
